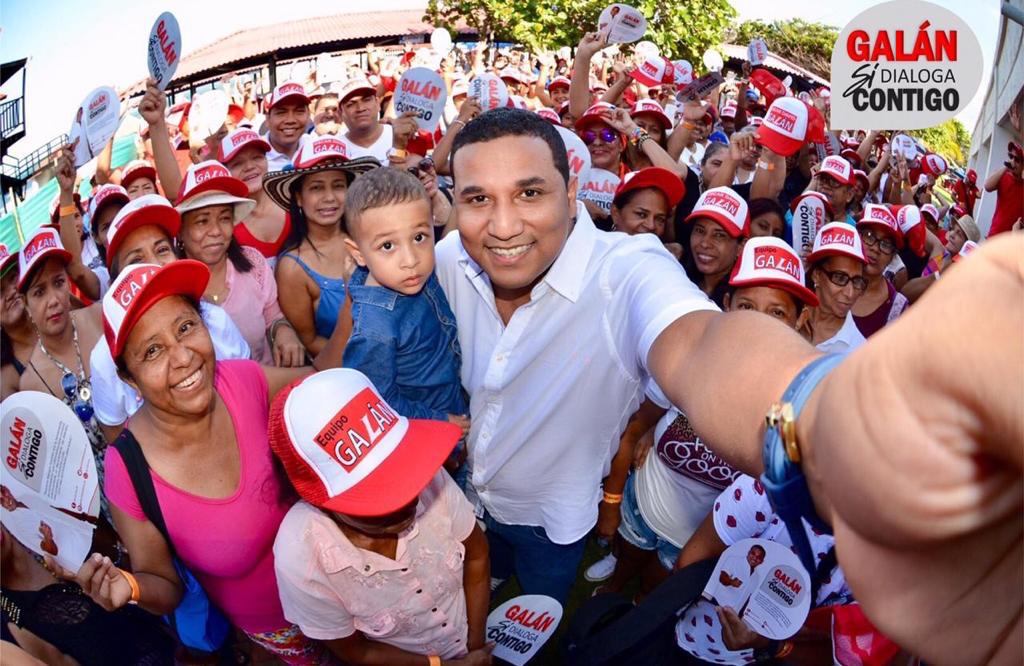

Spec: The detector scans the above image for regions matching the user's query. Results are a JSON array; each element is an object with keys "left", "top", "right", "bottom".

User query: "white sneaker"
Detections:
[{"left": 584, "top": 553, "right": 617, "bottom": 582}]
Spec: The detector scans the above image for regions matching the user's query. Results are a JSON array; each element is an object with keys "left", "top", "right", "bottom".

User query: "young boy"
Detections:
[{"left": 343, "top": 167, "right": 470, "bottom": 476}]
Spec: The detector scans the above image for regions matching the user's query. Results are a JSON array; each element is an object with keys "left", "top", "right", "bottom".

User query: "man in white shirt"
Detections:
[
  {"left": 264, "top": 81, "right": 310, "bottom": 171},
  {"left": 435, "top": 109, "right": 824, "bottom": 602},
  {"left": 336, "top": 78, "right": 394, "bottom": 163}
]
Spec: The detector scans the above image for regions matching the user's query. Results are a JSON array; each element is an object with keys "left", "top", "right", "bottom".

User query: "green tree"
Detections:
[
  {"left": 730, "top": 19, "right": 838, "bottom": 79},
  {"left": 424, "top": 0, "right": 736, "bottom": 63},
  {"left": 909, "top": 119, "right": 972, "bottom": 165}
]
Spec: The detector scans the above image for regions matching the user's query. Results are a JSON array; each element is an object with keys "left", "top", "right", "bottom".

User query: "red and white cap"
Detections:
[
  {"left": 219, "top": 128, "right": 271, "bottom": 163},
  {"left": 630, "top": 56, "right": 675, "bottom": 88},
  {"left": 630, "top": 99, "right": 671, "bottom": 130},
  {"left": 852, "top": 168, "right": 870, "bottom": 191},
  {"left": 729, "top": 237, "right": 818, "bottom": 307},
  {"left": 685, "top": 186, "right": 748, "bottom": 238},
  {"left": 720, "top": 100, "right": 738, "bottom": 119},
  {"left": 749, "top": 116, "right": 764, "bottom": 128},
  {"left": 895, "top": 204, "right": 927, "bottom": 257},
  {"left": 105, "top": 194, "right": 182, "bottom": 268},
  {"left": 806, "top": 222, "right": 867, "bottom": 264},
  {"left": 921, "top": 153, "right": 948, "bottom": 177},
  {"left": 337, "top": 78, "right": 376, "bottom": 103},
  {"left": 293, "top": 134, "right": 350, "bottom": 169},
  {"left": 755, "top": 97, "right": 808, "bottom": 157},
  {"left": 953, "top": 240, "right": 978, "bottom": 262},
  {"left": 548, "top": 75, "right": 571, "bottom": 90},
  {"left": 103, "top": 261, "right": 210, "bottom": 359},
  {"left": 920, "top": 203, "right": 939, "bottom": 223},
  {"left": 750, "top": 69, "right": 788, "bottom": 106},
  {"left": 499, "top": 69, "right": 532, "bottom": 85},
  {"left": 175, "top": 160, "right": 255, "bottom": 222},
  {"left": 120, "top": 160, "right": 157, "bottom": 189},
  {"left": 17, "top": 228, "right": 72, "bottom": 291},
  {"left": 508, "top": 95, "right": 529, "bottom": 110},
  {"left": 0, "top": 243, "right": 16, "bottom": 275},
  {"left": 574, "top": 101, "right": 617, "bottom": 130},
  {"left": 88, "top": 184, "right": 130, "bottom": 221},
  {"left": 614, "top": 167, "right": 685, "bottom": 208},
  {"left": 536, "top": 107, "right": 561, "bottom": 124},
  {"left": 857, "top": 203, "right": 903, "bottom": 249},
  {"left": 267, "top": 81, "right": 310, "bottom": 110},
  {"left": 268, "top": 368, "right": 461, "bottom": 517},
  {"left": 818, "top": 155, "right": 854, "bottom": 186}
]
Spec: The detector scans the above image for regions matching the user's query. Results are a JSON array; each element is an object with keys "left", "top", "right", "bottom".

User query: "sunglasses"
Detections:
[
  {"left": 581, "top": 127, "right": 619, "bottom": 146},
  {"left": 61, "top": 372, "right": 94, "bottom": 422},
  {"left": 822, "top": 269, "right": 868, "bottom": 292},
  {"left": 859, "top": 229, "right": 897, "bottom": 255}
]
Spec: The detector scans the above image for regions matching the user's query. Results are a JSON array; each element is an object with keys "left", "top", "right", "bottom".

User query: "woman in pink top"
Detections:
[
  {"left": 175, "top": 160, "right": 305, "bottom": 366},
  {"left": 52, "top": 260, "right": 327, "bottom": 664}
]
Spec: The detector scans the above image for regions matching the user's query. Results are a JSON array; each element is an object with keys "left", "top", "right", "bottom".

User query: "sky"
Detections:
[{"left": 0, "top": 0, "right": 1004, "bottom": 158}]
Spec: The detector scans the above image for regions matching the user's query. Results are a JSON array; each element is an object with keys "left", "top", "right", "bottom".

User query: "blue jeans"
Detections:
[
  {"left": 482, "top": 509, "right": 587, "bottom": 605},
  {"left": 617, "top": 473, "right": 681, "bottom": 571}
]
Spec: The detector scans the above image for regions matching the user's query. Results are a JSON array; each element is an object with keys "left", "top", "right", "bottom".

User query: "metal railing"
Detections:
[
  {"left": 2, "top": 133, "right": 68, "bottom": 182},
  {"left": 0, "top": 97, "right": 25, "bottom": 142}
]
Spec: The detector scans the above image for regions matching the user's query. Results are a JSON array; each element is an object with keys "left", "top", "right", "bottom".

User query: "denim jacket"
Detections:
[{"left": 343, "top": 266, "right": 468, "bottom": 421}]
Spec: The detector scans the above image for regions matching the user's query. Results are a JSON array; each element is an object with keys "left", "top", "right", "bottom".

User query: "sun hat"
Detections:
[
  {"left": 953, "top": 214, "right": 981, "bottom": 243},
  {"left": 806, "top": 221, "right": 867, "bottom": 264},
  {"left": 175, "top": 161, "right": 256, "bottom": 223},
  {"left": 262, "top": 135, "right": 380, "bottom": 211},
  {"left": 729, "top": 236, "right": 819, "bottom": 307},
  {"left": 102, "top": 261, "right": 210, "bottom": 359},
  {"left": 268, "top": 368, "right": 461, "bottom": 517},
  {"left": 105, "top": 194, "right": 182, "bottom": 269},
  {"left": 17, "top": 228, "right": 72, "bottom": 291},
  {"left": 684, "top": 186, "right": 748, "bottom": 237}
]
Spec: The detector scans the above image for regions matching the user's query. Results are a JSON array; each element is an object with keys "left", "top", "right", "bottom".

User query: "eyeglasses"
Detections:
[
  {"left": 60, "top": 372, "right": 94, "bottom": 422},
  {"left": 859, "top": 229, "right": 897, "bottom": 255},
  {"left": 822, "top": 269, "right": 868, "bottom": 292},
  {"left": 581, "top": 127, "right": 619, "bottom": 146}
]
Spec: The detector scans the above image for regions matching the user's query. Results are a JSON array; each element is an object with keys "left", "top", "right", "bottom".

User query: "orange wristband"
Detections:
[
  {"left": 428, "top": 656, "right": 441, "bottom": 666},
  {"left": 776, "top": 640, "right": 794, "bottom": 658},
  {"left": 58, "top": 204, "right": 78, "bottom": 218},
  {"left": 119, "top": 568, "right": 141, "bottom": 605},
  {"left": 602, "top": 491, "right": 623, "bottom": 504}
]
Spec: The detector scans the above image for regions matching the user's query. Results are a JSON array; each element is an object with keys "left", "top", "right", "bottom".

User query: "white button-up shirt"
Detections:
[{"left": 435, "top": 204, "right": 718, "bottom": 543}]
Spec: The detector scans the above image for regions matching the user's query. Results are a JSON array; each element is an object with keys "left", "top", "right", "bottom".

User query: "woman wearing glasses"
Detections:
[
  {"left": 800, "top": 223, "right": 869, "bottom": 354},
  {"left": 852, "top": 204, "right": 908, "bottom": 338},
  {"left": 15, "top": 229, "right": 108, "bottom": 512}
]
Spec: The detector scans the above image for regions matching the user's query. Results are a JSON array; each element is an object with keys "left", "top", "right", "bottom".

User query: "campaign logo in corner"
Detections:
[{"left": 830, "top": 0, "right": 983, "bottom": 130}]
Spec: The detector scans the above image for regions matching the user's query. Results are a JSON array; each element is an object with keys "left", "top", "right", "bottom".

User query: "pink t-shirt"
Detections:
[
  {"left": 274, "top": 471, "right": 476, "bottom": 658},
  {"left": 105, "top": 360, "right": 291, "bottom": 633},
  {"left": 221, "top": 246, "right": 286, "bottom": 365}
]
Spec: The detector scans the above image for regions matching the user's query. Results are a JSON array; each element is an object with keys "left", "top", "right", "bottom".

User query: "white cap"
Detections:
[
  {"left": 806, "top": 222, "right": 867, "bottom": 264},
  {"left": 729, "top": 236, "right": 818, "bottom": 306},
  {"left": 684, "top": 186, "right": 748, "bottom": 238},
  {"left": 755, "top": 97, "right": 809, "bottom": 156}
]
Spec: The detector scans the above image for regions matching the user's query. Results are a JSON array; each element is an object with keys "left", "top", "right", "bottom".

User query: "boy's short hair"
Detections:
[{"left": 344, "top": 167, "right": 430, "bottom": 235}]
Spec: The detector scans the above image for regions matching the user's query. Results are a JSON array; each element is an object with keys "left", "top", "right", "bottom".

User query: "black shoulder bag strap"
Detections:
[{"left": 111, "top": 430, "right": 176, "bottom": 557}]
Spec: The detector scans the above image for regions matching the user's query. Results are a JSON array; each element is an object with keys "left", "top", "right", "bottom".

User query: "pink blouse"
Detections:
[
  {"left": 105, "top": 360, "right": 291, "bottom": 633},
  {"left": 221, "top": 246, "right": 286, "bottom": 365}
]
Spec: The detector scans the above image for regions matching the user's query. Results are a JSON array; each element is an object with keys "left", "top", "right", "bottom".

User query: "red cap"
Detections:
[
  {"left": 614, "top": 167, "right": 685, "bottom": 208},
  {"left": 574, "top": 102, "right": 617, "bottom": 130},
  {"left": 806, "top": 222, "right": 867, "bottom": 265},
  {"left": 88, "top": 184, "right": 130, "bottom": 222},
  {"left": 102, "top": 261, "right": 210, "bottom": 359},
  {"left": 630, "top": 56, "right": 675, "bottom": 88},
  {"left": 175, "top": 160, "right": 249, "bottom": 206},
  {"left": 895, "top": 205, "right": 927, "bottom": 257},
  {"left": 268, "top": 368, "right": 460, "bottom": 517},
  {"left": 536, "top": 107, "right": 561, "bottom": 124},
  {"left": 966, "top": 168, "right": 977, "bottom": 184},
  {"left": 548, "top": 75, "right": 571, "bottom": 90},
  {"left": 857, "top": 204, "right": 903, "bottom": 249},
  {"left": 630, "top": 99, "right": 672, "bottom": 130},
  {"left": 120, "top": 160, "right": 157, "bottom": 190},
  {"left": 729, "top": 236, "right": 819, "bottom": 307},
  {"left": 840, "top": 149, "right": 861, "bottom": 168},
  {"left": 336, "top": 77, "right": 377, "bottom": 103},
  {"left": 921, "top": 153, "right": 948, "bottom": 177},
  {"left": 852, "top": 169, "right": 870, "bottom": 191},
  {"left": 818, "top": 156, "right": 855, "bottom": 186},
  {"left": 952, "top": 240, "right": 978, "bottom": 262},
  {"left": 921, "top": 203, "right": 939, "bottom": 223},
  {"left": 267, "top": 81, "right": 310, "bottom": 111},
  {"left": 685, "top": 186, "right": 748, "bottom": 237},
  {"left": 756, "top": 98, "right": 809, "bottom": 157},
  {"left": 17, "top": 228, "right": 72, "bottom": 291},
  {"left": 0, "top": 243, "right": 16, "bottom": 276},
  {"left": 749, "top": 69, "right": 787, "bottom": 106},
  {"left": 105, "top": 194, "right": 182, "bottom": 268},
  {"left": 219, "top": 128, "right": 272, "bottom": 164}
]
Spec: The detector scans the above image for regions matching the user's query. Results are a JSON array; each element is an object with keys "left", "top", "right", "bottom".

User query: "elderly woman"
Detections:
[
  {"left": 89, "top": 194, "right": 250, "bottom": 442},
  {"left": 800, "top": 222, "right": 869, "bottom": 354},
  {"left": 264, "top": 135, "right": 379, "bottom": 356},
  {"left": 851, "top": 204, "right": 908, "bottom": 338},
  {"left": 55, "top": 260, "right": 328, "bottom": 663},
  {"left": 175, "top": 161, "right": 305, "bottom": 366},
  {"left": 218, "top": 128, "right": 292, "bottom": 262}
]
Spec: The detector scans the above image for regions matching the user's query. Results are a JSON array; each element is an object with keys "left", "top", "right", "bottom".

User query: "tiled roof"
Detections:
[
  {"left": 123, "top": 10, "right": 474, "bottom": 96},
  {"left": 720, "top": 44, "right": 829, "bottom": 87}
]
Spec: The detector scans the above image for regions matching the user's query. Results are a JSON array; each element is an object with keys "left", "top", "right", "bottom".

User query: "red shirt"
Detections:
[
  {"left": 234, "top": 213, "right": 292, "bottom": 259},
  {"left": 989, "top": 170, "right": 1023, "bottom": 237}
]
